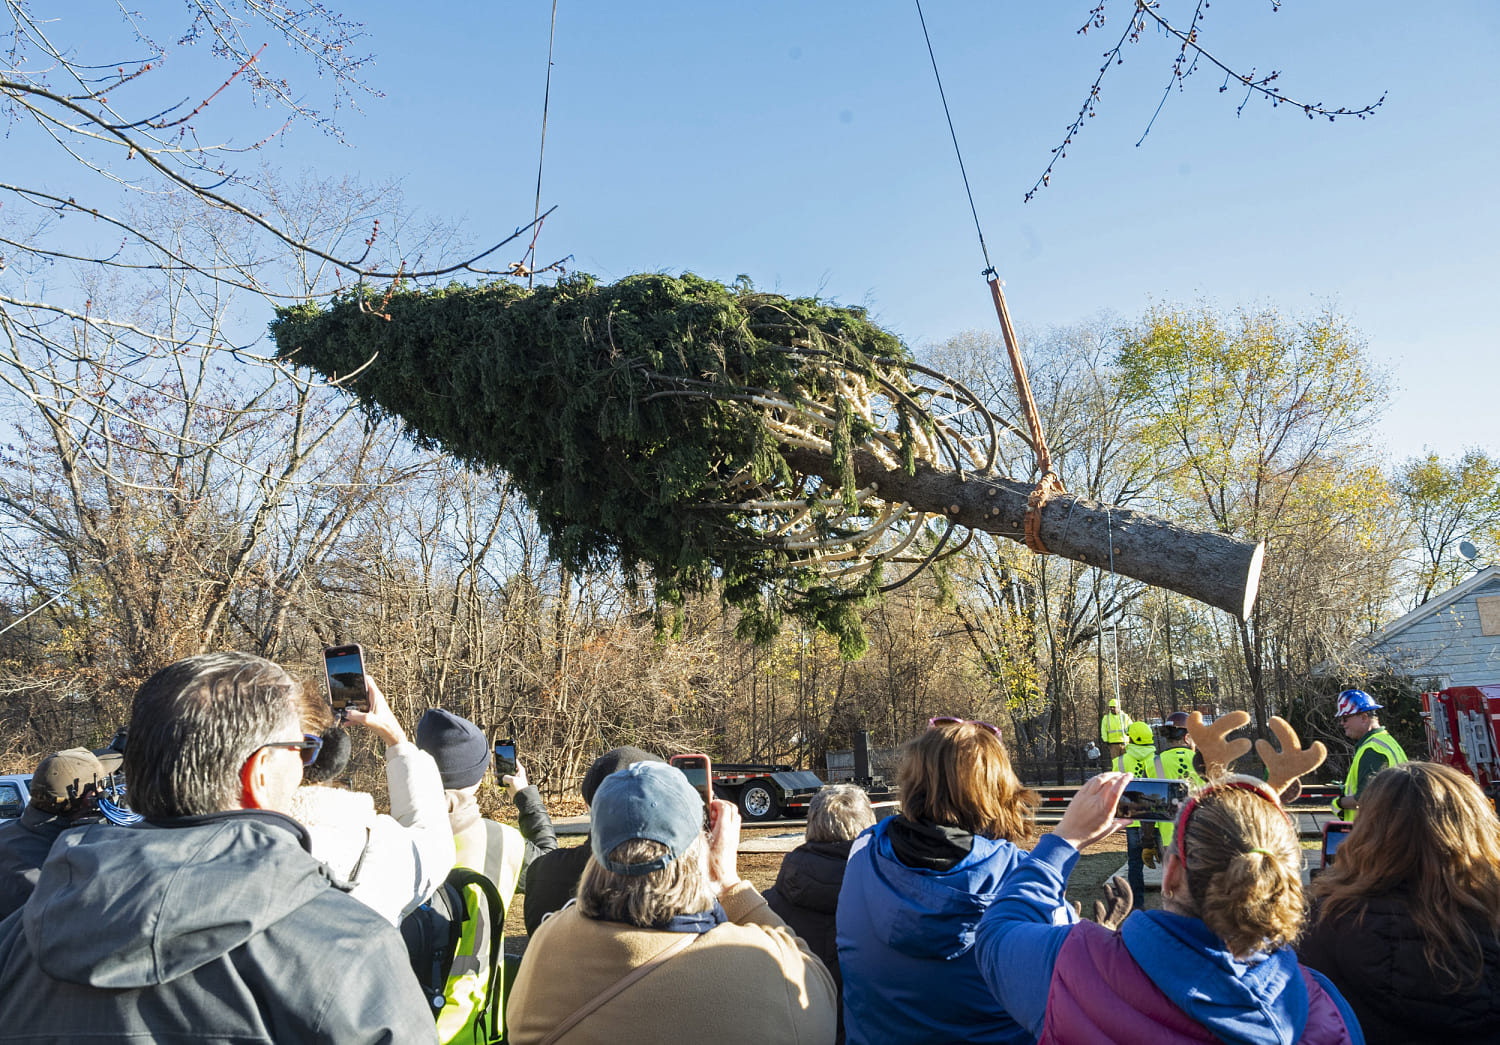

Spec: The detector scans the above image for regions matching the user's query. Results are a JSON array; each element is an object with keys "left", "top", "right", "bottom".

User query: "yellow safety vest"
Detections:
[
  {"left": 1101, "top": 712, "right": 1131, "bottom": 744},
  {"left": 1156, "top": 745, "right": 1203, "bottom": 845},
  {"left": 1340, "top": 728, "right": 1407, "bottom": 822}
]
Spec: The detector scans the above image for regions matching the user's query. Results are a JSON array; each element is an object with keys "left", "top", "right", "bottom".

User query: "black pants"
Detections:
[{"left": 1124, "top": 824, "right": 1159, "bottom": 911}]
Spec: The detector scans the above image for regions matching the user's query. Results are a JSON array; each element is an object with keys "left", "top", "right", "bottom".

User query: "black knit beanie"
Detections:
[
  {"left": 415, "top": 709, "right": 491, "bottom": 790},
  {"left": 580, "top": 745, "right": 662, "bottom": 807}
]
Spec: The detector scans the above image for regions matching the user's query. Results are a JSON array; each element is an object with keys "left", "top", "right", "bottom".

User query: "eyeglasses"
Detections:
[
  {"left": 928, "top": 716, "right": 1003, "bottom": 741},
  {"left": 1175, "top": 778, "right": 1292, "bottom": 867},
  {"left": 251, "top": 733, "right": 324, "bottom": 767}
]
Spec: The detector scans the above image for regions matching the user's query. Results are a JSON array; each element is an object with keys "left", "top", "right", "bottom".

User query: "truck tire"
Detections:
[{"left": 737, "top": 781, "right": 779, "bottom": 822}]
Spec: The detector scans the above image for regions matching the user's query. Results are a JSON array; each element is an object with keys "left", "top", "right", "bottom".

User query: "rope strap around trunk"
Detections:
[{"left": 1024, "top": 471, "right": 1066, "bottom": 554}]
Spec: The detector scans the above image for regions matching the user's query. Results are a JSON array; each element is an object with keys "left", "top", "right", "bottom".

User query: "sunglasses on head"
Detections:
[
  {"left": 928, "top": 716, "right": 1003, "bottom": 741},
  {"left": 253, "top": 733, "right": 325, "bottom": 767}
]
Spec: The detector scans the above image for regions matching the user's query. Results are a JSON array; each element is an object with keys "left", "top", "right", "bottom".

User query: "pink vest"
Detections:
[{"left": 1039, "top": 921, "right": 1353, "bottom": 1045}]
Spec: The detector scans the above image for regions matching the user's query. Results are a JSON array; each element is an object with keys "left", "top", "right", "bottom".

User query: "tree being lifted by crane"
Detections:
[{"left": 271, "top": 272, "right": 1262, "bottom": 658}]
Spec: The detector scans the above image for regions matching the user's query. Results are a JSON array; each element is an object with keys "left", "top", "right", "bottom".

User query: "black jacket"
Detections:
[
  {"left": 1300, "top": 889, "right": 1500, "bottom": 1045},
  {"left": 523, "top": 838, "right": 591, "bottom": 935},
  {"left": 0, "top": 810, "right": 437, "bottom": 1044},
  {"left": 0, "top": 807, "right": 100, "bottom": 920},
  {"left": 511, "top": 784, "right": 558, "bottom": 886},
  {"left": 763, "top": 839, "right": 853, "bottom": 1042}
]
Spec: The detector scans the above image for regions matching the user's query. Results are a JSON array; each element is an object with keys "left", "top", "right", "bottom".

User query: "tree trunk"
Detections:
[{"left": 782, "top": 448, "right": 1264, "bottom": 620}]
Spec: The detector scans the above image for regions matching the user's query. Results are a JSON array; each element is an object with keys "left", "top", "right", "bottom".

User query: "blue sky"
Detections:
[{"left": 51, "top": 2, "right": 1500, "bottom": 462}]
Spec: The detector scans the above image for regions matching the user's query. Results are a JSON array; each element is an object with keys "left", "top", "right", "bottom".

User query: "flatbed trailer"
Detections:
[{"left": 703, "top": 762, "right": 897, "bottom": 822}]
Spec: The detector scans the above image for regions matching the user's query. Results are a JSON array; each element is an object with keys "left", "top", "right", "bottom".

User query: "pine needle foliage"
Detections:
[{"left": 270, "top": 272, "right": 914, "bottom": 657}]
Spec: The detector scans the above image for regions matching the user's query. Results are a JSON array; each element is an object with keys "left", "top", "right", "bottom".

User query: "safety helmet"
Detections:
[
  {"left": 1335, "top": 689, "right": 1383, "bottom": 718},
  {"left": 1107, "top": 698, "right": 1120, "bottom": 709},
  {"left": 1127, "top": 721, "right": 1154, "bottom": 746},
  {"left": 1166, "top": 711, "right": 1190, "bottom": 730}
]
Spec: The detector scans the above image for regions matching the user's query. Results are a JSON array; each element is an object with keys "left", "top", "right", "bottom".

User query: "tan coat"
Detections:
[{"left": 507, "top": 880, "right": 837, "bottom": 1045}]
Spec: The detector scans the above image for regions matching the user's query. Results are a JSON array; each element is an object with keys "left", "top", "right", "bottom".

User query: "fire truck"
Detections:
[{"left": 1421, "top": 684, "right": 1500, "bottom": 801}]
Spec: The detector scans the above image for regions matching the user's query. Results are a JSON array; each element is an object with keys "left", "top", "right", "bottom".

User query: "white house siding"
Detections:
[{"left": 1365, "top": 576, "right": 1500, "bottom": 687}]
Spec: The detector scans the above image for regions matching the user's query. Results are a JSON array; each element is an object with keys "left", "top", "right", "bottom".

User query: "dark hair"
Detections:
[
  {"left": 124, "top": 652, "right": 301, "bottom": 817},
  {"left": 1312, "top": 762, "right": 1500, "bottom": 988}
]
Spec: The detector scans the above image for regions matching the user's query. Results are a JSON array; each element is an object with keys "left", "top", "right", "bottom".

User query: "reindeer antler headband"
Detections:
[{"left": 1185, "top": 711, "right": 1326, "bottom": 797}]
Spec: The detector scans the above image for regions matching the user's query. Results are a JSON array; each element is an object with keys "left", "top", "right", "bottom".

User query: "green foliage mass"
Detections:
[{"left": 270, "top": 272, "right": 913, "bottom": 657}]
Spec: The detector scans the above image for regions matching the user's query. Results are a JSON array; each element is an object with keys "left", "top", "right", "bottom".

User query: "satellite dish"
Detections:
[{"left": 1460, "top": 539, "right": 1480, "bottom": 561}]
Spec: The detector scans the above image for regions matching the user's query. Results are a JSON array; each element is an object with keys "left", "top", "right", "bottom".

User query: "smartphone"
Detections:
[
  {"left": 323, "top": 643, "right": 370, "bottom": 715},
  {"left": 1115, "top": 778, "right": 1190, "bottom": 822},
  {"left": 494, "top": 738, "right": 517, "bottom": 778},
  {"left": 1321, "top": 820, "right": 1352, "bottom": 868},
  {"left": 670, "top": 753, "right": 713, "bottom": 810}
]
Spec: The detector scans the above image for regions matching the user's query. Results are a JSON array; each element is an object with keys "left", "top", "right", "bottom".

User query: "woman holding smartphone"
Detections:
[{"left": 974, "top": 773, "right": 1363, "bottom": 1045}]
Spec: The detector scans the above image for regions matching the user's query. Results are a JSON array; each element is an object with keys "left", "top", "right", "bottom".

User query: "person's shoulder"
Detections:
[{"left": 529, "top": 841, "right": 590, "bottom": 874}]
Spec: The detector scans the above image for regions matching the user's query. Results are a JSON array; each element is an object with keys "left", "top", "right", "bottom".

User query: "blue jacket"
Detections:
[
  {"left": 836, "top": 816, "right": 1070, "bottom": 1045},
  {"left": 974, "top": 834, "right": 1363, "bottom": 1045}
]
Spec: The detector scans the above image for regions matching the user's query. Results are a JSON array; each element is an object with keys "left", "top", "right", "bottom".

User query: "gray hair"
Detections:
[
  {"left": 577, "top": 835, "right": 714, "bottom": 927},
  {"left": 806, "top": 784, "right": 876, "bottom": 843},
  {"left": 124, "top": 652, "right": 301, "bottom": 818}
]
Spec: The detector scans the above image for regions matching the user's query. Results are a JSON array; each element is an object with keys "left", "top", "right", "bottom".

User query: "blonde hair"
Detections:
[
  {"left": 1176, "top": 777, "right": 1305, "bottom": 959},
  {"left": 1312, "top": 761, "right": 1500, "bottom": 989},
  {"left": 807, "top": 784, "right": 876, "bottom": 843},
  {"left": 577, "top": 835, "right": 715, "bottom": 928},
  {"left": 898, "top": 721, "right": 1038, "bottom": 842}
]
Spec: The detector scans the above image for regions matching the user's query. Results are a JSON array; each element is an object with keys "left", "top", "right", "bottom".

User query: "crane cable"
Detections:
[
  {"left": 524, "top": 0, "right": 560, "bottom": 289},
  {"left": 914, "top": 0, "right": 1065, "bottom": 553}
]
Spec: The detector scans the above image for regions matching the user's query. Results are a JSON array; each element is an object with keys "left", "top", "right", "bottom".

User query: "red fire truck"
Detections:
[{"left": 1421, "top": 685, "right": 1500, "bottom": 800}]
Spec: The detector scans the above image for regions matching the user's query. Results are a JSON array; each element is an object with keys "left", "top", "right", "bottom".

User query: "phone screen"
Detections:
[
  {"left": 671, "top": 756, "right": 712, "bottom": 809},
  {"left": 494, "top": 741, "right": 517, "bottom": 778},
  {"left": 1115, "top": 778, "right": 1190, "bottom": 822},
  {"left": 1323, "top": 823, "right": 1351, "bottom": 865},
  {"left": 324, "top": 648, "right": 368, "bottom": 712}
]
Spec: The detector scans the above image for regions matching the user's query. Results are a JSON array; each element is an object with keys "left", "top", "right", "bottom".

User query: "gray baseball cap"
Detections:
[{"left": 589, "top": 761, "right": 704, "bottom": 876}]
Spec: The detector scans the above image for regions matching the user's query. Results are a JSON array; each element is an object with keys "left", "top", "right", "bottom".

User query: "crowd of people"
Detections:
[{"left": 0, "top": 656, "right": 1496, "bottom": 1044}]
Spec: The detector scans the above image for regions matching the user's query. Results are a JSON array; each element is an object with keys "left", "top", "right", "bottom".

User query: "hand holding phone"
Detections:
[
  {"left": 1054, "top": 771, "right": 1132, "bottom": 851},
  {"left": 338, "top": 673, "right": 406, "bottom": 748}
]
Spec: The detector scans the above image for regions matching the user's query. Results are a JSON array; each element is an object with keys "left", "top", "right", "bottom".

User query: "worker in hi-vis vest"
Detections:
[
  {"left": 1332, "top": 689, "right": 1407, "bottom": 822},
  {"left": 1100, "top": 698, "right": 1132, "bottom": 763},
  {"left": 1155, "top": 711, "right": 1205, "bottom": 850},
  {"left": 1112, "top": 720, "right": 1163, "bottom": 910}
]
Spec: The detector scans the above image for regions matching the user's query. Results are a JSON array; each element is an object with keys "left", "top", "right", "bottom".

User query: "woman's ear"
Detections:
[{"left": 1162, "top": 849, "right": 1187, "bottom": 901}]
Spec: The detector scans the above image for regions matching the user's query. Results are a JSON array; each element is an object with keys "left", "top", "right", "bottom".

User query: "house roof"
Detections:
[{"left": 1362, "top": 564, "right": 1500, "bottom": 650}]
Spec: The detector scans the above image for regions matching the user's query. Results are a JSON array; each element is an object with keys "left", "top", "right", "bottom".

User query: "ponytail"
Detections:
[{"left": 1179, "top": 782, "right": 1305, "bottom": 958}]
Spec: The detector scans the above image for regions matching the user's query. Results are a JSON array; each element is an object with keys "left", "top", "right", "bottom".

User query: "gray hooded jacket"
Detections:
[{"left": 0, "top": 809, "right": 437, "bottom": 1044}]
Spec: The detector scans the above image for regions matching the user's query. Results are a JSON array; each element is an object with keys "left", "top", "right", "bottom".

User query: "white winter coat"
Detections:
[{"left": 287, "top": 742, "right": 455, "bottom": 926}]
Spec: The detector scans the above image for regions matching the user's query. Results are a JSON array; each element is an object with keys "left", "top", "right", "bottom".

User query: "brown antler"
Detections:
[
  {"left": 1186, "top": 710, "right": 1252, "bottom": 778},
  {"left": 1256, "top": 716, "right": 1327, "bottom": 796}
]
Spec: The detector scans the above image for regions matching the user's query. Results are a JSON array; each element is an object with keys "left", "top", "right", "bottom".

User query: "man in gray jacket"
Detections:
[{"left": 0, "top": 652, "right": 437, "bottom": 1045}]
